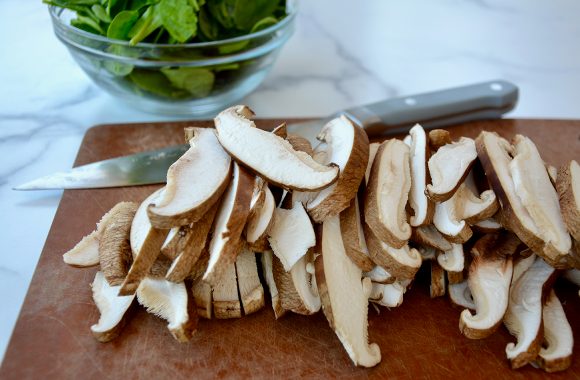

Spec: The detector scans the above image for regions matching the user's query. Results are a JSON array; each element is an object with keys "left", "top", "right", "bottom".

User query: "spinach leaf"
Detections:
[
  {"left": 250, "top": 16, "right": 278, "bottom": 32},
  {"left": 107, "top": 10, "right": 139, "bottom": 39},
  {"left": 233, "top": 0, "right": 279, "bottom": 31},
  {"left": 71, "top": 14, "right": 104, "bottom": 34},
  {"left": 128, "top": 5, "right": 163, "bottom": 45},
  {"left": 130, "top": 69, "right": 190, "bottom": 98},
  {"left": 91, "top": 4, "right": 111, "bottom": 23},
  {"left": 160, "top": 67, "right": 214, "bottom": 97},
  {"left": 157, "top": 0, "right": 198, "bottom": 43},
  {"left": 103, "top": 46, "right": 135, "bottom": 76}
]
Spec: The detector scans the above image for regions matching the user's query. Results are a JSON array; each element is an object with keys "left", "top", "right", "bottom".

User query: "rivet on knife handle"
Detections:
[{"left": 343, "top": 80, "right": 519, "bottom": 137}]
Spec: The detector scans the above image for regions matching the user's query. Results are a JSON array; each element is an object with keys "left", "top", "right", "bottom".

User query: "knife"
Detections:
[{"left": 14, "top": 80, "right": 517, "bottom": 190}]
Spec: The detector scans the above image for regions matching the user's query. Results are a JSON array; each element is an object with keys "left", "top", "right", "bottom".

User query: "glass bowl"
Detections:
[{"left": 48, "top": 3, "right": 296, "bottom": 115}]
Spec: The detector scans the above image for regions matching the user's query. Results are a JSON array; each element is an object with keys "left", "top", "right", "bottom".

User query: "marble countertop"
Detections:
[{"left": 1, "top": 0, "right": 580, "bottom": 363}]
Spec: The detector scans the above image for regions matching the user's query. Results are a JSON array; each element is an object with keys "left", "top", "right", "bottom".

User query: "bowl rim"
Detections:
[{"left": 49, "top": 1, "right": 297, "bottom": 49}]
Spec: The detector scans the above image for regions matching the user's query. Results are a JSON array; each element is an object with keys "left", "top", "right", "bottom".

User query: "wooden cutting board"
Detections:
[{"left": 1, "top": 119, "right": 579, "bottom": 380}]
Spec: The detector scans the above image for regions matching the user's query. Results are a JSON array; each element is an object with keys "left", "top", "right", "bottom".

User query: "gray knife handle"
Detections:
[{"left": 343, "top": 80, "right": 518, "bottom": 137}]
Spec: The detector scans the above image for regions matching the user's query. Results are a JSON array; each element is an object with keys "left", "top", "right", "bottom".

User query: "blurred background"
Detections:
[{"left": 1, "top": 0, "right": 580, "bottom": 362}]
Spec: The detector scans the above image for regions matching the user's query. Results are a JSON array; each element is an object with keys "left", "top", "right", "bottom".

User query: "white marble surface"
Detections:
[{"left": 1, "top": 0, "right": 580, "bottom": 363}]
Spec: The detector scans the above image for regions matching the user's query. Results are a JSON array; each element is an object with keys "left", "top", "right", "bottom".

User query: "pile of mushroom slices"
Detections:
[{"left": 62, "top": 105, "right": 579, "bottom": 372}]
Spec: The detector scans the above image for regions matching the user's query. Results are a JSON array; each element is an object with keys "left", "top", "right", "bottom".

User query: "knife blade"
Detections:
[{"left": 14, "top": 80, "right": 518, "bottom": 190}]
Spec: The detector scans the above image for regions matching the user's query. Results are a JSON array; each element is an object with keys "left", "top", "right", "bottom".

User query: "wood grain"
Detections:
[{"left": 1, "top": 118, "right": 579, "bottom": 379}]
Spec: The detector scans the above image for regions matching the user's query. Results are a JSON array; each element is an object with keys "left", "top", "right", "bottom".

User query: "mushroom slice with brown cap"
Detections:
[
  {"left": 364, "top": 266, "right": 394, "bottom": 284},
  {"left": 166, "top": 206, "right": 217, "bottom": 283},
  {"left": 364, "top": 225, "right": 421, "bottom": 280},
  {"left": 504, "top": 256, "right": 556, "bottom": 369},
  {"left": 427, "top": 137, "right": 477, "bottom": 202},
  {"left": 136, "top": 276, "right": 196, "bottom": 342},
  {"left": 245, "top": 185, "right": 275, "bottom": 252},
  {"left": 99, "top": 202, "right": 138, "bottom": 286},
  {"left": 459, "top": 233, "right": 514, "bottom": 340},
  {"left": 248, "top": 177, "right": 267, "bottom": 218},
  {"left": 433, "top": 196, "right": 473, "bottom": 244},
  {"left": 364, "top": 142, "right": 381, "bottom": 185},
  {"left": 430, "top": 259, "right": 446, "bottom": 298},
  {"left": 315, "top": 216, "right": 381, "bottom": 367},
  {"left": 557, "top": 160, "right": 580, "bottom": 240},
  {"left": 510, "top": 135, "right": 571, "bottom": 265},
  {"left": 472, "top": 217, "right": 502, "bottom": 233},
  {"left": 161, "top": 225, "right": 190, "bottom": 260},
  {"left": 90, "top": 271, "right": 135, "bottom": 342},
  {"left": 212, "top": 261, "right": 242, "bottom": 319},
  {"left": 148, "top": 127, "right": 232, "bottom": 228},
  {"left": 364, "top": 139, "right": 412, "bottom": 248},
  {"left": 340, "top": 197, "right": 375, "bottom": 272},
  {"left": 268, "top": 201, "right": 315, "bottom": 271},
  {"left": 214, "top": 105, "right": 339, "bottom": 191},
  {"left": 411, "top": 225, "right": 452, "bottom": 252},
  {"left": 407, "top": 124, "right": 433, "bottom": 227},
  {"left": 235, "top": 246, "right": 265, "bottom": 315},
  {"left": 63, "top": 202, "right": 134, "bottom": 267},
  {"left": 286, "top": 134, "right": 314, "bottom": 156},
  {"left": 203, "top": 163, "right": 253, "bottom": 285},
  {"left": 306, "top": 116, "right": 369, "bottom": 222},
  {"left": 455, "top": 172, "right": 499, "bottom": 224},
  {"left": 119, "top": 189, "right": 170, "bottom": 296},
  {"left": 448, "top": 280, "right": 475, "bottom": 310},
  {"left": 536, "top": 289, "right": 573, "bottom": 373},
  {"left": 273, "top": 250, "right": 321, "bottom": 315},
  {"left": 261, "top": 251, "right": 287, "bottom": 319},
  {"left": 437, "top": 243, "right": 464, "bottom": 273},
  {"left": 476, "top": 132, "right": 555, "bottom": 266}
]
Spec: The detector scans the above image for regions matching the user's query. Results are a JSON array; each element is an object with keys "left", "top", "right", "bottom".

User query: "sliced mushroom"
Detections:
[
  {"left": 340, "top": 197, "right": 375, "bottom": 272},
  {"left": 556, "top": 160, "right": 580, "bottom": 250},
  {"left": 536, "top": 289, "right": 573, "bottom": 373},
  {"left": 212, "top": 261, "right": 242, "bottom": 319},
  {"left": 472, "top": 217, "right": 502, "bottom": 233},
  {"left": 268, "top": 201, "right": 315, "bottom": 271},
  {"left": 306, "top": 116, "right": 369, "bottom": 222},
  {"left": 191, "top": 279, "right": 212, "bottom": 319},
  {"left": 411, "top": 225, "right": 452, "bottom": 252},
  {"left": 90, "top": 271, "right": 135, "bottom": 342},
  {"left": 99, "top": 202, "right": 138, "bottom": 286},
  {"left": 369, "top": 281, "right": 406, "bottom": 307},
  {"left": 214, "top": 106, "right": 339, "bottom": 191},
  {"left": 203, "top": 163, "right": 253, "bottom": 285},
  {"left": 63, "top": 230, "right": 100, "bottom": 267},
  {"left": 261, "top": 251, "right": 287, "bottom": 319},
  {"left": 448, "top": 280, "right": 475, "bottom": 310},
  {"left": 273, "top": 250, "right": 320, "bottom": 315},
  {"left": 119, "top": 189, "right": 169, "bottom": 296},
  {"left": 161, "top": 226, "right": 190, "bottom": 260},
  {"left": 455, "top": 172, "right": 499, "bottom": 224},
  {"left": 235, "top": 246, "right": 265, "bottom": 315},
  {"left": 417, "top": 246, "right": 438, "bottom": 261},
  {"left": 286, "top": 134, "right": 314, "bottom": 156},
  {"left": 245, "top": 185, "right": 275, "bottom": 252},
  {"left": 364, "top": 265, "right": 395, "bottom": 284},
  {"left": 166, "top": 206, "right": 217, "bottom": 283},
  {"left": 364, "top": 225, "right": 421, "bottom": 280},
  {"left": 315, "top": 216, "right": 381, "bottom": 367},
  {"left": 428, "top": 129, "right": 452, "bottom": 151},
  {"left": 459, "top": 234, "right": 514, "bottom": 340},
  {"left": 430, "top": 259, "right": 446, "bottom": 298},
  {"left": 446, "top": 270, "right": 464, "bottom": 285},
  {"left": 437, "top": 243, "right": 464, "bottom": 273},
  {"left": 364, "top": 142, "right": 381, "bottom": 185},
  {"left": 148, "top": 127, "right": 231, "bottom": 228},
  {"left": 510, "top": 135, "right": 571, "bottom": 265},
  {"left": 504, "top": 256, "right": 556, "bottom": 369},
  {"left": 408, "top": 124, "right": 433, "bottom": 227},
  {"left": 272, "top": 122, "right": 287, "bottom": 138},
  {"left": 136, "top": 276, "right": 196, "bottom": 342},
  {"left": 427, "top": 137, "right": 477, "bottom": 202},
  {"left": 248, "top": 177, "right": 267, "bottom": 218},
  {"left": 432, "top": 196, "right": 473, "bottom": 243},
  {"left": 364, "top": 139, "right": 412, "bottom": 248}
]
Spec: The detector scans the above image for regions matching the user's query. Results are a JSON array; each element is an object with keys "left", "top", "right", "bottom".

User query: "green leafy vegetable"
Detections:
[{"left": 45, "top": 0, "right": 287, "bottom": 100}]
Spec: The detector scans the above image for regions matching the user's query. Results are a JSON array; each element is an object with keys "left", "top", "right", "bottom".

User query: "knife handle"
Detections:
[{"left": 343, "top": 80, "right": 518, "bottom": 137}]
